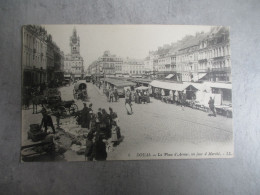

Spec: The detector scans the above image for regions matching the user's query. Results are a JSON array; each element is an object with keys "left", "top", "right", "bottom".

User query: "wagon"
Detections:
[
  {"left": 53, "top": 100, "right": 78, "bottom": 118},
  {"left": 73, "top": 81, "right": 87, "bottom": 100},
  {"left": 44, "top": 97, "right": 78, "bottom": 118}
]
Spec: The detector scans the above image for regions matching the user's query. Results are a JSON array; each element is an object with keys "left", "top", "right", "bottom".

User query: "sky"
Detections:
[{"left": 43, "top": 25, "right": 212, "bottom": 69}]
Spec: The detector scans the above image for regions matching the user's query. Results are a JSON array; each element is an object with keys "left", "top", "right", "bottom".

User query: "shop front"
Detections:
[{"left": 23, "top": 68, "right": 46, "bottom": 87}]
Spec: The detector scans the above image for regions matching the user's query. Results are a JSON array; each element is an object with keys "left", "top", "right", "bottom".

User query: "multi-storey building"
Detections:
[
  {"left": 88, "top": 52, "right": 145, "bottom": 79},
  {"left": 97, "top": 51, "right": 123, "bottom": 76},
  {"left": 144, "top": 27, "right": 230, "bottom": 83},
  {"left": 64, "top": 28, "right": 84, "bottom": 80},
  {"left": 197, "top": 26, "right": 231, "bottom": 82},
  {"left": 176, "top": 33, "right": 207, "bottom": 82},
  {"left": 22, "top": 25, "right": 48, "bottom": 87},
  {"left": 60, "top": 51, "right": 64, "bottom": 71},
  {"left": 87, "top": 60, "right": 100, "bottom": 76},
  {"left": 145, "top": 46, "right": 179, "bottom": 80},
  {"left": 22, "top": 25, "right": 65, "bottom": 87},
  {"left": 46, "top": 35, "right": 54, "bottom": 82},
  {"left": 144, "top": 51, "right": 156, "bottom": 74},
  {"left": 122, "top": 58, "right": 145, "bottom": 76},
  {"left": 52, "top": 43, "right": 65, "bottom": 83}
]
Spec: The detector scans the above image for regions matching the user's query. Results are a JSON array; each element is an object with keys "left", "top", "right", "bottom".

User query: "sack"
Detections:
[
  {"left": 30, "top": 124, "right": 41, "bottom": 132},
  {"left": 28, "top": 130, "right": 46, "bottom": 142}
]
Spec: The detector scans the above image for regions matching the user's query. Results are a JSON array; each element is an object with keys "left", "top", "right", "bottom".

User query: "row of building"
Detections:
[
  {"left": 87, "top": 26, "right": 231, "bottom": 83},
  {"left": 22, "top": 25, "right": 65, "bottom": 87},
  {"left": 22, "top": 26, "right": 85, "bottom": 88},
  {"left": 87, "top": 51, "right": 145, "bottom": 78}
]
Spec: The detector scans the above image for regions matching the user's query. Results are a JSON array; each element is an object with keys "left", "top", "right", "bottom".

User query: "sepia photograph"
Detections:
[{"left": 21, "top": 25, "right": 233, "bottom": 161}]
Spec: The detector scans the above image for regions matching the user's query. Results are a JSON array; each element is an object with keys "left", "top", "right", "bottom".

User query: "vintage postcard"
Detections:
[{"left": 21, "top": 25, "right": 233, "bottom": 161}]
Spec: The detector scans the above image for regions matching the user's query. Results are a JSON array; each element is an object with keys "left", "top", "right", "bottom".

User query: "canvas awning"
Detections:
[
  {"left": 198, "top": 73, "right": 207, "bottom": 80},
  {"left": 165, "top": 74, "right": 174, "bottom": 79},
  {"left": 150, "top": 80, "right": 194, "bottom": 91},
  {"left": 206, "top": 82, "right": 232, "bottom": 90},
  {"left": 102, "top": 78, "right": 135, "bottom": 87}
]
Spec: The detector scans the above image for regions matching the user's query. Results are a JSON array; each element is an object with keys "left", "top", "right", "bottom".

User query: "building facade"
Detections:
[
  {"left": 22, "top": 25, "right": 66, "bottom": 88},
  {"left": 97, "top": 51, "right": 123, "bottom": 76},
  {"left": 22, "top": 25, "right": 48, "bottom": 87},
  {"left": 64, "top": 28, "right": 84, "bottom": 80},
  {"left": 197, "top": 27, "right": 231, "bottom": 82},
  {"left": 122, "top": 58, "right": 145, "bottom": 76},
  {"left": 144, "top": 51, "right": 156, "bottom": 74},
  {"left": 144, "top": 26, "right": 230, "bottom": 82}
]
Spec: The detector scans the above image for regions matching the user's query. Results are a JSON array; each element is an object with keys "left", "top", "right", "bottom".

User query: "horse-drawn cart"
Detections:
[
  {"left": 73, "top": 81, "right": 87, "bottom": 100},
  {"left": 45, "top": 97, "right": 78, "bottom": 118}
]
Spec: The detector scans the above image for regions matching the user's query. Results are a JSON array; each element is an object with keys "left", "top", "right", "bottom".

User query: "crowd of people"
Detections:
[
  {"left": 74, "top": 103, "right": 122, "bottom": 161},
  {"left": 153, "top": 88, "right": 188, "bottom": 109},
  {"left": 104, "top": 88, "right": 119, "bottom": 102}
]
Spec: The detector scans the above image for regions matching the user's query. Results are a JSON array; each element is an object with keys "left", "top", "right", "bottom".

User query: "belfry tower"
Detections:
[{"left": 70, "top": 27, "right": 80, "bottom": 55}]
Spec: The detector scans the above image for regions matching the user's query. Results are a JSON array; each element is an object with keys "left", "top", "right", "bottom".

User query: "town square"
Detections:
[{"left": 21, "top": 25, "right": 233, "bottom": 161}]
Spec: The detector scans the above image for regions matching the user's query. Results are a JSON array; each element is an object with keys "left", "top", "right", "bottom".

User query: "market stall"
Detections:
[
  {"left": 102, "top": 78, "right": 136, "bottom": 96},
  {"left": 134, "top": 86, "right": 150, "bottom": 103},
  {"left": 149, "top": 80, "right": 199, "bottom": 104}
]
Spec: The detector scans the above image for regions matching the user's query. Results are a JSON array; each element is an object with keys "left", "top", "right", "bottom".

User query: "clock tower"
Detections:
[
  {"left": 64, "top": 27, "right": 84, "bottom": 79},
  {"left": 70, "top": 27, "right": 80, "bottom": 55}
]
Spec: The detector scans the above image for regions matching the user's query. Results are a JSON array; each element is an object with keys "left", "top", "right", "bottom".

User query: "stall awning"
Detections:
[
  {"left": 102, "top": 78, "right": 136, "bottom": 87},
  {"left": 64, "top": 75, "right": 71, "bottom": 78},
  {"left": 165, "top": 74, "right": 174, "bottom": 79},
  {"left": 198, "top": 73, "right": 207, "bottom": 80},
  {"left": 206, "top": 82, "right": 232, "bottom": 90},
  {"left": 74, "top": 75, "right": 81, "bottom": 78},
  {"left": 150, "top": 80, "right": 194, "bottom": 91}
]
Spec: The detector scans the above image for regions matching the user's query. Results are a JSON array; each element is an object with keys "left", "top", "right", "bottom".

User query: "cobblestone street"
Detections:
[{"left": 22, "top": 81, "right": 233, "bottom": 160}]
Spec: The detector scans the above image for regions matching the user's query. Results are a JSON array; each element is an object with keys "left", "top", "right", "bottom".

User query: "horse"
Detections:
[{"left": 31, "top": 89, "right": 46, "bottom": 114}]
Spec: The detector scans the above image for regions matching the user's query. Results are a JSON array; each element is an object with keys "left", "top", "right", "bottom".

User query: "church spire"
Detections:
[{"left": 73, "top": 26, "right": 77, "bottom": 37}]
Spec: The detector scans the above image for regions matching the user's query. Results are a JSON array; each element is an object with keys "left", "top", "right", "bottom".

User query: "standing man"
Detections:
[
  {"left": 88, "top": 103, "right": 93, "bottom": 129},
  {"left": 53, "top": 109, "right": 62, "bottom": 129},
  {"left": 109, "top": 89, "right": 114, "bottom": 102},
  {"left": 114, "top": 89, "right": 118, "bottom": 102},
  {"left": 40, "top": 109, "right": 56, "bottom": 134},
  {"left": 161, "top": 89, "right": 165, "bottom": 102},
  {"left": 81, "top": 103, "right": 90, "bottom": 128},
  {"left": 208, "top": 97, "right": 216, "bottom": 117},
  {"left": 175, "top": 91, "right": 179, "bottom": 105},
  {"left": 105, "top": 89, "right": 109, "bottom": 102},
  {"left": 125, "top": 88, "right": 133, "bottom": 115},
  {"left": 170, "top": 90, "right": 174, "bottom": 104}
]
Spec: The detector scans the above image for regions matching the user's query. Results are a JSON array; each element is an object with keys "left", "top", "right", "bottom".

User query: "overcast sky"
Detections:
[{"left": 43, "top": 25, "right": 212, "bottom": 69}]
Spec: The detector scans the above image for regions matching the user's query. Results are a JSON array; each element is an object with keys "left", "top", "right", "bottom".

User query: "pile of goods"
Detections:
[{"left": 27, "top": 124, "right": 47, "bottom": 142}]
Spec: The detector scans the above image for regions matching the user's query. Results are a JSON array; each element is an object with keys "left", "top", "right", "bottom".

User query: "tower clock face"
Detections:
[{"left": 72, "top": 38, "right": 77, "bottom": 44}]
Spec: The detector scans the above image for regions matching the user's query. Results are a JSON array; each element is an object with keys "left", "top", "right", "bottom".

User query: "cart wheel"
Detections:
[
  {"left": 59, "top": 106, "right": 67, "bottom": 118},
  {"left": 69, "top": 104, "right": 78, "bottom": 114}
]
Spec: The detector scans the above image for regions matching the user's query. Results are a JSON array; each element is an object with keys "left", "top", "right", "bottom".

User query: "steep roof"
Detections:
[{"left": 178, "top": 32, "right": 208, "bottom": 50}]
